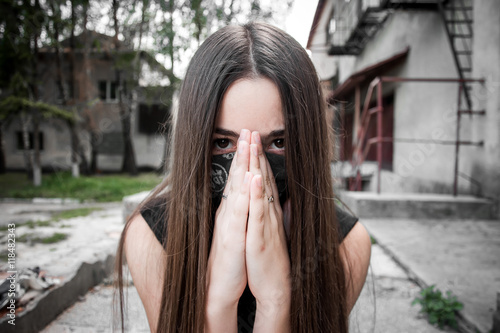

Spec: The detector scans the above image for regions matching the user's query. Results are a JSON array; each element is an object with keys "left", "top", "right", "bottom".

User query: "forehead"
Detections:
[{"left": 215, "top": 77, "right": 284, "bottom": 133}]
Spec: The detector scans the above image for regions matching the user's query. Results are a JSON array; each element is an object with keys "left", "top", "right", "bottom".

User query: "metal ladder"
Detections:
[{"left": 438, "top": 0, "right": 474, "bottom": 109}]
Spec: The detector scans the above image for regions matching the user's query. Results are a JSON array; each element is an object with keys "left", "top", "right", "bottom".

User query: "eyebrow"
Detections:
[
  {"left": 214, "top": 128, "right": 285, "bottom": 142},
  {"left": 214, "top": 128, "right": 239, "bottom": 137},
  {"left": 266, "top": 129, "right": 285, "bottom": 139}
]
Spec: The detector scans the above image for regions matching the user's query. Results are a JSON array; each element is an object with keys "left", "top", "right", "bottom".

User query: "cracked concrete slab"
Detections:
[{"left": 0, "top": 203, "right": 123, "bottom": 333}]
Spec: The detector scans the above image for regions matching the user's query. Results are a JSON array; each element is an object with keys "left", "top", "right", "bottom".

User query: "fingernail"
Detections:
[
  {"left": 244, "top": 172, "right": 251, "bottom": 184},
  {"left": 251, "top": 144, "right": 258, "bottom": 156},
  {"left": 239, "top": 129, "right": 249, "bottom": 142}
]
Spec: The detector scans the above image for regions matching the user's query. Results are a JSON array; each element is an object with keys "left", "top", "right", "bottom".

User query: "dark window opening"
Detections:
[
  {"left": 16, "top": 132, "right": 44, "bottom": 150},
  {"left": 98, "top": 80, "right": 107, "bottom": 100},
  {"left": 138, "top": 103, "right": 170, "bottom": 135},
  {"left": 110, "top": 81, "right": 118, "bottom": 100},
  {"left": 98, "top": 80, "right": 118, "bottom": 101}
]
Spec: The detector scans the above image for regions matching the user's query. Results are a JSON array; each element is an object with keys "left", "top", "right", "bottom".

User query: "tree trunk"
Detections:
[
  {"left": 90, "top": 130, "right": 98, "bottom": 174},
  {"left": 0, "top": 122, "right": 6, "bottom": 174},
  {"left": 20, "top": 114, "right": 33, "bottom": 179},
  {"left": 68, "top": 0, "right": 90, "bottom": 177},
  {"left": 32, "top": 2, "right": 41, "bottom": 187},
  {"left": 32, "top": 115, "right": 41, "bottom": 186},
  {"left": 82, "top": 1, "right": 97, "bottom": 174},
  {"left": 113, "top": 0, "right": 138, "bottom": 176},
  {"left": 168, "top": 0, "right": 175, "bottom": 75}
]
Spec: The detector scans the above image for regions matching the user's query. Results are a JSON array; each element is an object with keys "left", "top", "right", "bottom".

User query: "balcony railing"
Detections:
[{"left": 328, "top": 0, "right": 387, "bottom": 55}]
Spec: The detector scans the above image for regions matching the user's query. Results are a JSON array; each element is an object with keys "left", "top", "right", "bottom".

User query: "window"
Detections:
[
  {"left": 326, "top": 9, "right": 336, "bottom": 44},
  {"left": 98, "top": 80, "right": 118, "bottom": 102},
  {"left": 328, "top": 18, "right": 337, "bottom": 35},
  {"left": 138, "top": 103, "right": 170, "bottom": 134},
  {"left": 110, "top": 81, "right": 118, "bottom": 100},
  {"left": 98, "top": 81, "right": 107, "bottom": 100},
  {"left": 16, "top": 132, "right": 44, "bottom": 150}
]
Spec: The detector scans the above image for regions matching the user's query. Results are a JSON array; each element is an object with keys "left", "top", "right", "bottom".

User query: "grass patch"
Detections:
[
  {"left": 0, "top": 225, "right": 11, "bottom": 232},
  {"left": 16, "top": 233, "right": 33, "bottom": 242},
  {"left": 0, "top": 172, "right": 162, "bottom": 202},
  {"left": 25, "top": 220, "right": 53, "bottom": 228},
  {"left": 52, "top": 207, "right": 102, "bottom": 221},
  {"left": 37, "top": 232, "right": 68, "bottom": 244},
  {"left": 4, "top": 208, "right": 101, "bottom": 231},
  {"left": 16, "top": 232, "right": 68, "bottom": 244},
  {"left": 0, "top": 250, "right": 8, "bottom": 262}
]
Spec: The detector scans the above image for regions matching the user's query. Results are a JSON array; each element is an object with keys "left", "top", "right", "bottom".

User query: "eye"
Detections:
[
  {"left": 213, "top": 138, "right": 234, "bottom": 150},
  {"left": 270, "top": 138, "right": 284, "bottom": 150}
]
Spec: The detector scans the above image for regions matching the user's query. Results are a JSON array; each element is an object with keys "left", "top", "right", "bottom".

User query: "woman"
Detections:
[{"left": 115, "top": 23, "right": 371, "bottom": 332}]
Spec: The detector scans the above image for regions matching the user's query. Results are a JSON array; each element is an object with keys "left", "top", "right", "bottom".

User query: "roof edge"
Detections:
[
  {"left": 329, "top": 47, "right": 410, "bottom": 101},
  {"left": 306, "top": 0, "right": 327, "bottom": 50}
]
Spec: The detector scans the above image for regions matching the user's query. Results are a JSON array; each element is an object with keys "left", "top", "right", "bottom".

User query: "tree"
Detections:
[
  {"left": 106, "top": 0, "right": 293, "bottom": 173},
  {"left": 1, "top": 0, "right": 294, "bottom": 177},
  {"left": 47, "top": 0, "right": 90, "bottom": 176},
  {"left": 0, "top": 96, "right": 76, "bottom": 186},
  {"left": 0, "top": 0, "right": 47, "bottom": 182}
]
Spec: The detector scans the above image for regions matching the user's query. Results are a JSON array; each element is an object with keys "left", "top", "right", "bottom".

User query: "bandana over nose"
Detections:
[{"left": 211, "top": 152, "right": 288, "bottom": 210}]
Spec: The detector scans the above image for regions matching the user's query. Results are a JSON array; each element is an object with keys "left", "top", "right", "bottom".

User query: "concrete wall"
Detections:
[
  {"left": 312, "top": 0, "right": 499, "bottom": 199},
  {"left": 309, "top": 0, "right": 340, "bottom": 81},
  {"left": 4, "top": 108, "right": 165, "bottom": 172},
  {"left": 341, "top": 9, "right": 465, "bottom": 194},
  {"left": 3, "top": 52, "right": 166, "bottom": 172},
  {"left": 470, "top": 0, "right": 500, "bottom": 207},
  {"left": 4, "top": 118, "right": 75, "bottom": 171}
]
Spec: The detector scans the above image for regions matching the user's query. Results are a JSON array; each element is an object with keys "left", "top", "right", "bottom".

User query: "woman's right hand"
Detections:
[{"left": 206, "top": 129, "right": 252, "bottom": 315}]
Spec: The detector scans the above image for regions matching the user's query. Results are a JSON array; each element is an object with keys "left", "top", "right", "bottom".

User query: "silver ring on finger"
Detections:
[{"left": 267, "top": 195, "right": 274, "bottom": 203}]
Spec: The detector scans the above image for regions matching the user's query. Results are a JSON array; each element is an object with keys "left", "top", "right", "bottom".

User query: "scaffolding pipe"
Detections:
[
  {"left": 377, "top": 80, "right": 383, "bottom": 194},
  {"left": 349, "top": 75, "right": 485, "bottom": 195},
  {"left": 454, "top": 85, "right": 463, "bottom": 196}
]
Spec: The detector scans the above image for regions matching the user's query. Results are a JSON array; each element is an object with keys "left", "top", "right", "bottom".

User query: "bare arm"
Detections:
[
  {"left": 339, "top": 221, "right": 372, "bottom": 312},
  {"left": 124, "top": 213, "right": 241, "bottom": 333},
  {"left": 123, "top": 214, "right": 166, "bottom": 332}
]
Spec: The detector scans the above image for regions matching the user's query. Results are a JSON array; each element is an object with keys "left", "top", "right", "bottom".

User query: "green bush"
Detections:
[{"left": 412, "top": 285, "right": 464, "bottom": 330}]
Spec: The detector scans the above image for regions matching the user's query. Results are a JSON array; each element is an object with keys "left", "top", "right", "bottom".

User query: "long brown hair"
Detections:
[{"left": 115, "top": 22, "right": 348, "bottom": 332}]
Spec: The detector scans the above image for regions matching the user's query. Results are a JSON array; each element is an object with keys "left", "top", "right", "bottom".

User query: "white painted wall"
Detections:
[{"left": 310, "top": 0, "right": 500, "bottom": 201}]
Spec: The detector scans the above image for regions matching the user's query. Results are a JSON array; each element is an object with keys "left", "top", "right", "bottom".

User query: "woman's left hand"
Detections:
[{"left": 246, "top": 131, "right": 291, "bottom": 328}]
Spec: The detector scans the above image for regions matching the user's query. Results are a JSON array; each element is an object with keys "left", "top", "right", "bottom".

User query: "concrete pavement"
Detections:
[
  {"left": 41, "top": 282, "right": 150, "bottom": 333},
  {"left": 363, "top": 218, "right": 500, "bottom": 333},
  {"left": 1, "top": 198, "right": 499, "bottom": 332},
  {"left": 41, "top": 243, "right": 447, "bottom": 333}
]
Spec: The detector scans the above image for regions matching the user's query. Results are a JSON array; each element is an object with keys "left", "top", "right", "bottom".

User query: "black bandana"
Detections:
[{"left": 211, "top": 152, "right": 288, "bottom": 210}]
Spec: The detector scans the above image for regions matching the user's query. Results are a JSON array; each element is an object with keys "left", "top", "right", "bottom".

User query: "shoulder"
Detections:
[
  {"left": 335, "top": 205, "right": 359, "bottom": 241},
  {"left": 339, "top": 219, "right": 371, "bottom": 311},
  {"left": 140, "top": 197, "right": 169, "bottom": 245},
  {"left": 124, "top": 213, "right": 166, "bottom": 332}
]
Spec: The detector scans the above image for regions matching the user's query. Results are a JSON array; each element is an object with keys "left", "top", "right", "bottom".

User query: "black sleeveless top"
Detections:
[{"left": 141, "top": 199, "right": 358, "bottom": 332}]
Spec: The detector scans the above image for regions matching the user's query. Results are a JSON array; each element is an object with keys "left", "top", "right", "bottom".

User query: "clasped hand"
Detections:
[{"left": 206, "top": 129, "right": 291, "bottom": 315}]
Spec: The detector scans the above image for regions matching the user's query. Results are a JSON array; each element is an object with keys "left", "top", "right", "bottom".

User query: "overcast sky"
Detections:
[{"left": 283, "top": 0, "right": 318, "bottom": 48}]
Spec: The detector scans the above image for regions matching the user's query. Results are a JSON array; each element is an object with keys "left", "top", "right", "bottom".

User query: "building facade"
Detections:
[
  {"left": 308, "top": 0, "right": 500, "bottom": 205},
  {"left": 3, "top": 31, "right": 171, "bottom": 173}
]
